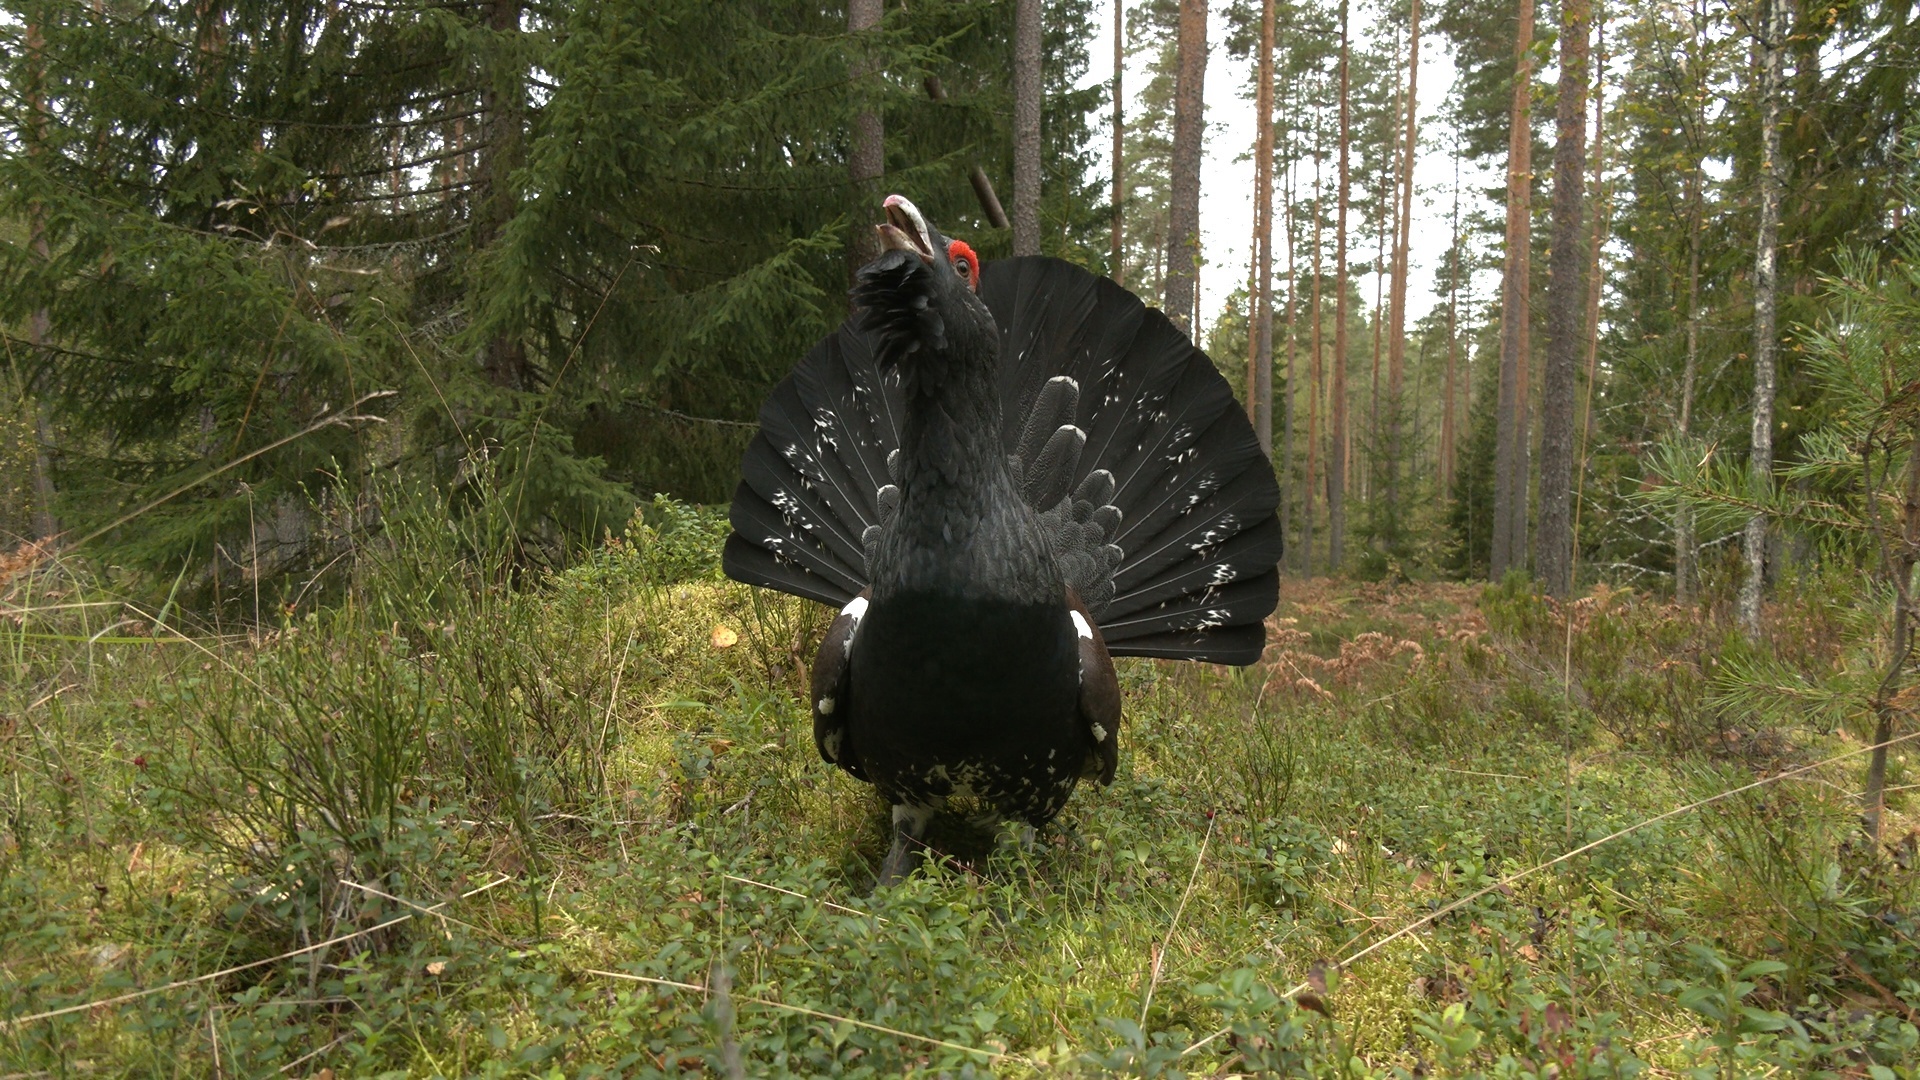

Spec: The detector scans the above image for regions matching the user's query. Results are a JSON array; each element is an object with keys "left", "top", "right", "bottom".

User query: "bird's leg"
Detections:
[{"left": 876, "top": 800, "right": 941, "bottom": 888}]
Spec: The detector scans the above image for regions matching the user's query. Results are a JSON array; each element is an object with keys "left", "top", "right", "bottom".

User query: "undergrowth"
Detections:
[{"left": 1, "top": 502, "right": 1917, "bottom": 1077}]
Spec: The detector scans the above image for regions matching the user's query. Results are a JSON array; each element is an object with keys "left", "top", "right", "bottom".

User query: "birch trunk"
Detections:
[
  {"left": 1305, "top": 146, "right": 1326, "bottom": 577},
  {"left": 1740, "top": 0, "right": 1784, "bottom": 636}
]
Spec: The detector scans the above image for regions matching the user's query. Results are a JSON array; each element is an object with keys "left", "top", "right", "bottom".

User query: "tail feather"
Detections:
[
  {"left": 724, "top": 330, "right": 901, "bottom": 605},
  {"left": 726, "top": 256, "right": 1281, "bottom": 664},
  {"left": 1111, "top": 461, "right": 1284, "bottom": 597},
  {"left": 725, "top": 486, "right": 862, "bottom": 603},
  {"left": 1106, "top": 516, "right": 1284, "bottom": 621}
]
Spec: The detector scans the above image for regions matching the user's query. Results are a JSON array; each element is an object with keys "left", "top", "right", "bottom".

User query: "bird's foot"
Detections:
[{"left": 875, "top": 801, "right": 940, "bottom": 889}]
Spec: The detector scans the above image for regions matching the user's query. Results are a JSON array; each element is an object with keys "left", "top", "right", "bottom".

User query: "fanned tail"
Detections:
[
  {"left": 725, "top": 256, "right": 1281, "bottom": 665},
  {"left": 982, "top": 258, "right": 1281, "bottom": 665}
]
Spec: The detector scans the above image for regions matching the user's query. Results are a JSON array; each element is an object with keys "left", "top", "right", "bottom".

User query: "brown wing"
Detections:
[
  {"left": 1069, "top": 590, "right": 1121, "bottom": 785},
  {"left": 810, "top": 590, "right": 870, "bottom": 781}
]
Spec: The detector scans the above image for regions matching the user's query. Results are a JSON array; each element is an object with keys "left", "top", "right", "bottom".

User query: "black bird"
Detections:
[{"left": 724, "top": 196, "right": 1281, "bottom": 883}]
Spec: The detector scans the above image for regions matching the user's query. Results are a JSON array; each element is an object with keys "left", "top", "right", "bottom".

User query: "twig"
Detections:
[
  {"left": 1179, "top": 729, "right": 1920, "bottom": 1059},
  {"left": 1432, "top": 766, "right": 1535, "bottom": 782},
  {"left": 275, "top": 1032, "right": 350, "bottom": 1075},
  {"left": 60, "top": 392, "right": 396, "bottom": 556},
  {"left": 584, "top": 969, "right": 1032, "bottom": 1065},
  {"left": 1141, "top": 814, "right": 1214, "bottom": 1027},
  {"left": 722, "top": 874, "right": 889, "bottom": 924},
  {"left": 1, "top": 875, "right": 512, "bottom": 1030}
]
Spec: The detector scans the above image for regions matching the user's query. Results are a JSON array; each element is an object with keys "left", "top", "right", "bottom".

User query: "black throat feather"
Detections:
[{"left": 852, "top": 250, "right": 1060, "bottom": 605}]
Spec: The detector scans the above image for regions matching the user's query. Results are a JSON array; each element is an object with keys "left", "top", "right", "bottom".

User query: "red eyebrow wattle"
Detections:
[{"left": 947, "top": 239, "right": 980, "bottom": 290}]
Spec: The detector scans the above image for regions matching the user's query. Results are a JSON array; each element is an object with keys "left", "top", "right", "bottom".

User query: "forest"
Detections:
[{"left": 2, "top": 0, "right": 1919, "bottom": 1075}]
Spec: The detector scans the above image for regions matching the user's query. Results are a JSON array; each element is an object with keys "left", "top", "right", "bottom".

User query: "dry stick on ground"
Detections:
[
  {"left": 1179, "top": 727, "right": 1920, "bottom": 1059},
  {"left": 1, "top": 876, "right": 514, "bottom": 1031},
  {"left": 586, "top": 969, "right": 1038, "bottom": 1067},
  {"left": 723, "top": 873, "right": 891, "bottom": 924},
  {"left": 1139, "top": 813, "right": 1215, "bottom": 1027}
]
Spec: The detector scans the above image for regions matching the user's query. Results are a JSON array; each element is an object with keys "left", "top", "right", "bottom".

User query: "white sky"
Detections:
[{"left": 1076, "top": 3, "right": 1509, "bottom": 339}]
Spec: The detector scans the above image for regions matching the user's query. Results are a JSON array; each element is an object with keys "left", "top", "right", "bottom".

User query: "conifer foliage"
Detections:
[{"left": 0, "top": 0, "right": 1110, "bottom": 591}]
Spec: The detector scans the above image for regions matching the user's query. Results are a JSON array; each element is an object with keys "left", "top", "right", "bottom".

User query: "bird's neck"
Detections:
[
  {"left": 898, "top": 354, "right": 1004, "bottom": 491},
  {"left": 875, "top": 340, "right": 1059, "bottom": 603}
]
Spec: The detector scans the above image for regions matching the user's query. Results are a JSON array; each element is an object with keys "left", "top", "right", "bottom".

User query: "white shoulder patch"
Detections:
[
  {"left": 1069, "top": 610, "right": 1094, "bottom": 641},
  {"left": 838, "top": 595, "right": 868, "bottom": 655}
]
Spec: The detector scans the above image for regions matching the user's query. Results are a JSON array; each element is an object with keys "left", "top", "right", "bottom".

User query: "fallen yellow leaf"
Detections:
[{"left": 711, "top": 624, "right": 739, "bottom": 649}]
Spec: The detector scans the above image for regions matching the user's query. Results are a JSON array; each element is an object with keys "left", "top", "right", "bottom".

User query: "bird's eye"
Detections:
[{"left": 953, "top": 258, "right": 970, "bottom": 278}]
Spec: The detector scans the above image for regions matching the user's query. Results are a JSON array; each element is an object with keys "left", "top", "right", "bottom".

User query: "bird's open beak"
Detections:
[{"left": 876, "top": 195, "right": 937, "bottom": 264}]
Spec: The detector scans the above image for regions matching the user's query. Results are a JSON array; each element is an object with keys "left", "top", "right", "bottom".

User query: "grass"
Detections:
[{"left": 1, "top": 503, "right": 1917, "bottom": 1078}]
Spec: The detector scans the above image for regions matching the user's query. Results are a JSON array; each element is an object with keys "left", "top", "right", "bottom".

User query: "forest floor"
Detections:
[{"left": 2, "top": 519, "right": 1918, "bottom": 1077}]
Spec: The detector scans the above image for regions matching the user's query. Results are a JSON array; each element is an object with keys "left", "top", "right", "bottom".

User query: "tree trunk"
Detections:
[
  {"left": 1305, "top": 145, "right": 1326, "bottom": 576},
  {"left": 1386, "top": 0, "right": 1420, "bottom": 539},
  {"left": 1111, "top": 0, "right": 1125, "bottom": 283},
  {"left": 1534, "top": 0, "right": 1588, "bottom": 596},
  {"left": 1678, "top": 2, "right": 1703, "bottom": 607},
  {"left": 848, "top": 0, "right": 886, "bottom": 279},
  {"left": 1441, "top": 139, "right": 1461, "bottom": 490},
  {"left": 1740, "top": 0, "right": 1783, "bottom": 636},
  {"left": 1164, "top": 0, "right": 1207, "bottom": 334},
  {"left": 479, "top": 0, "right": 530, "bottom": 390},
  {"left": 1013, "top": 0, "right": 1043, "bottom": 256},
  {"left": 1252, "top": 0, "right": 1276, "bottom": 456},
  {"left": 1579, "top": 9, "right": 1608, "bottom": 515},
  {"left": 1864, "top": 418, "right": 1920, "bottom": 839},
  {"left": 1491, "top": 0, "right": 1534, "bottom": 580},
  {"left": 24, "top": 16, "right": 58, "bottom": 540},
  {"left": 1329, "top": 0, "right": 1351, "bottom": 571},
  {"left": 1282, "top": 152, "right": 1298, "bottom": 568}
]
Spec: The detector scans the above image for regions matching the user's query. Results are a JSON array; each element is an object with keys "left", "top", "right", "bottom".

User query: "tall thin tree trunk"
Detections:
[
  {"left": 1741, "top": 0, "right": 1784, "bottom": 636},
  {"left": 1013, "top": 0, "right": 1043, "bottom": 255},
  {"left": 1112, "top": 0, "right": 1125, "bottom": 282},
  {"left": 1305, "top": 145, "right": 1326, "bottom": 576},
  {"left": 1441, "top": 139, "right": 1461, "bottom": 489},
  {"left": 1386, "top": 0, "right": 1421, "bottom": 539},
  {"left": 1248, "top": 253, "right": 1260, "bottom": 418},
  {"left": 479, "top": 0, "right": 529, "bottom": 389},
  {"left": 1864, "top": 418, "right": 1920, "bottom": 839},
  {"left": 1164, "top": 0, "right": 1207, "bottom": 334},
  {"left": 1252, "top": 0, "right": 1276, "bottom": 455},
  {"left": 1283, "top": 152, "right": 1298, "bottom": 568},
  {"left": 848, "top": 0, "right": 886, "bottom": 279},
  {"left": 1677, "top": 0, "right": 1703, "bottom": 607},
  {"left": 1330, "top": 0, "right": 1351, "bottom": 570},
  {"left": 1578, "top": 5, "right": 1610, "bottom": 581},
  {"left": 24, "top": 16, "right": 58, "bottom": 540},
  {"left": 1369, "top": 215, "right": 1386, "bottom": 506},
  {"left": 1491, "top": 0, "right": 1535, "bottom": 579},
  {"left": 1535, "top": 0, "right": 1589, "bottom": 596}
]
